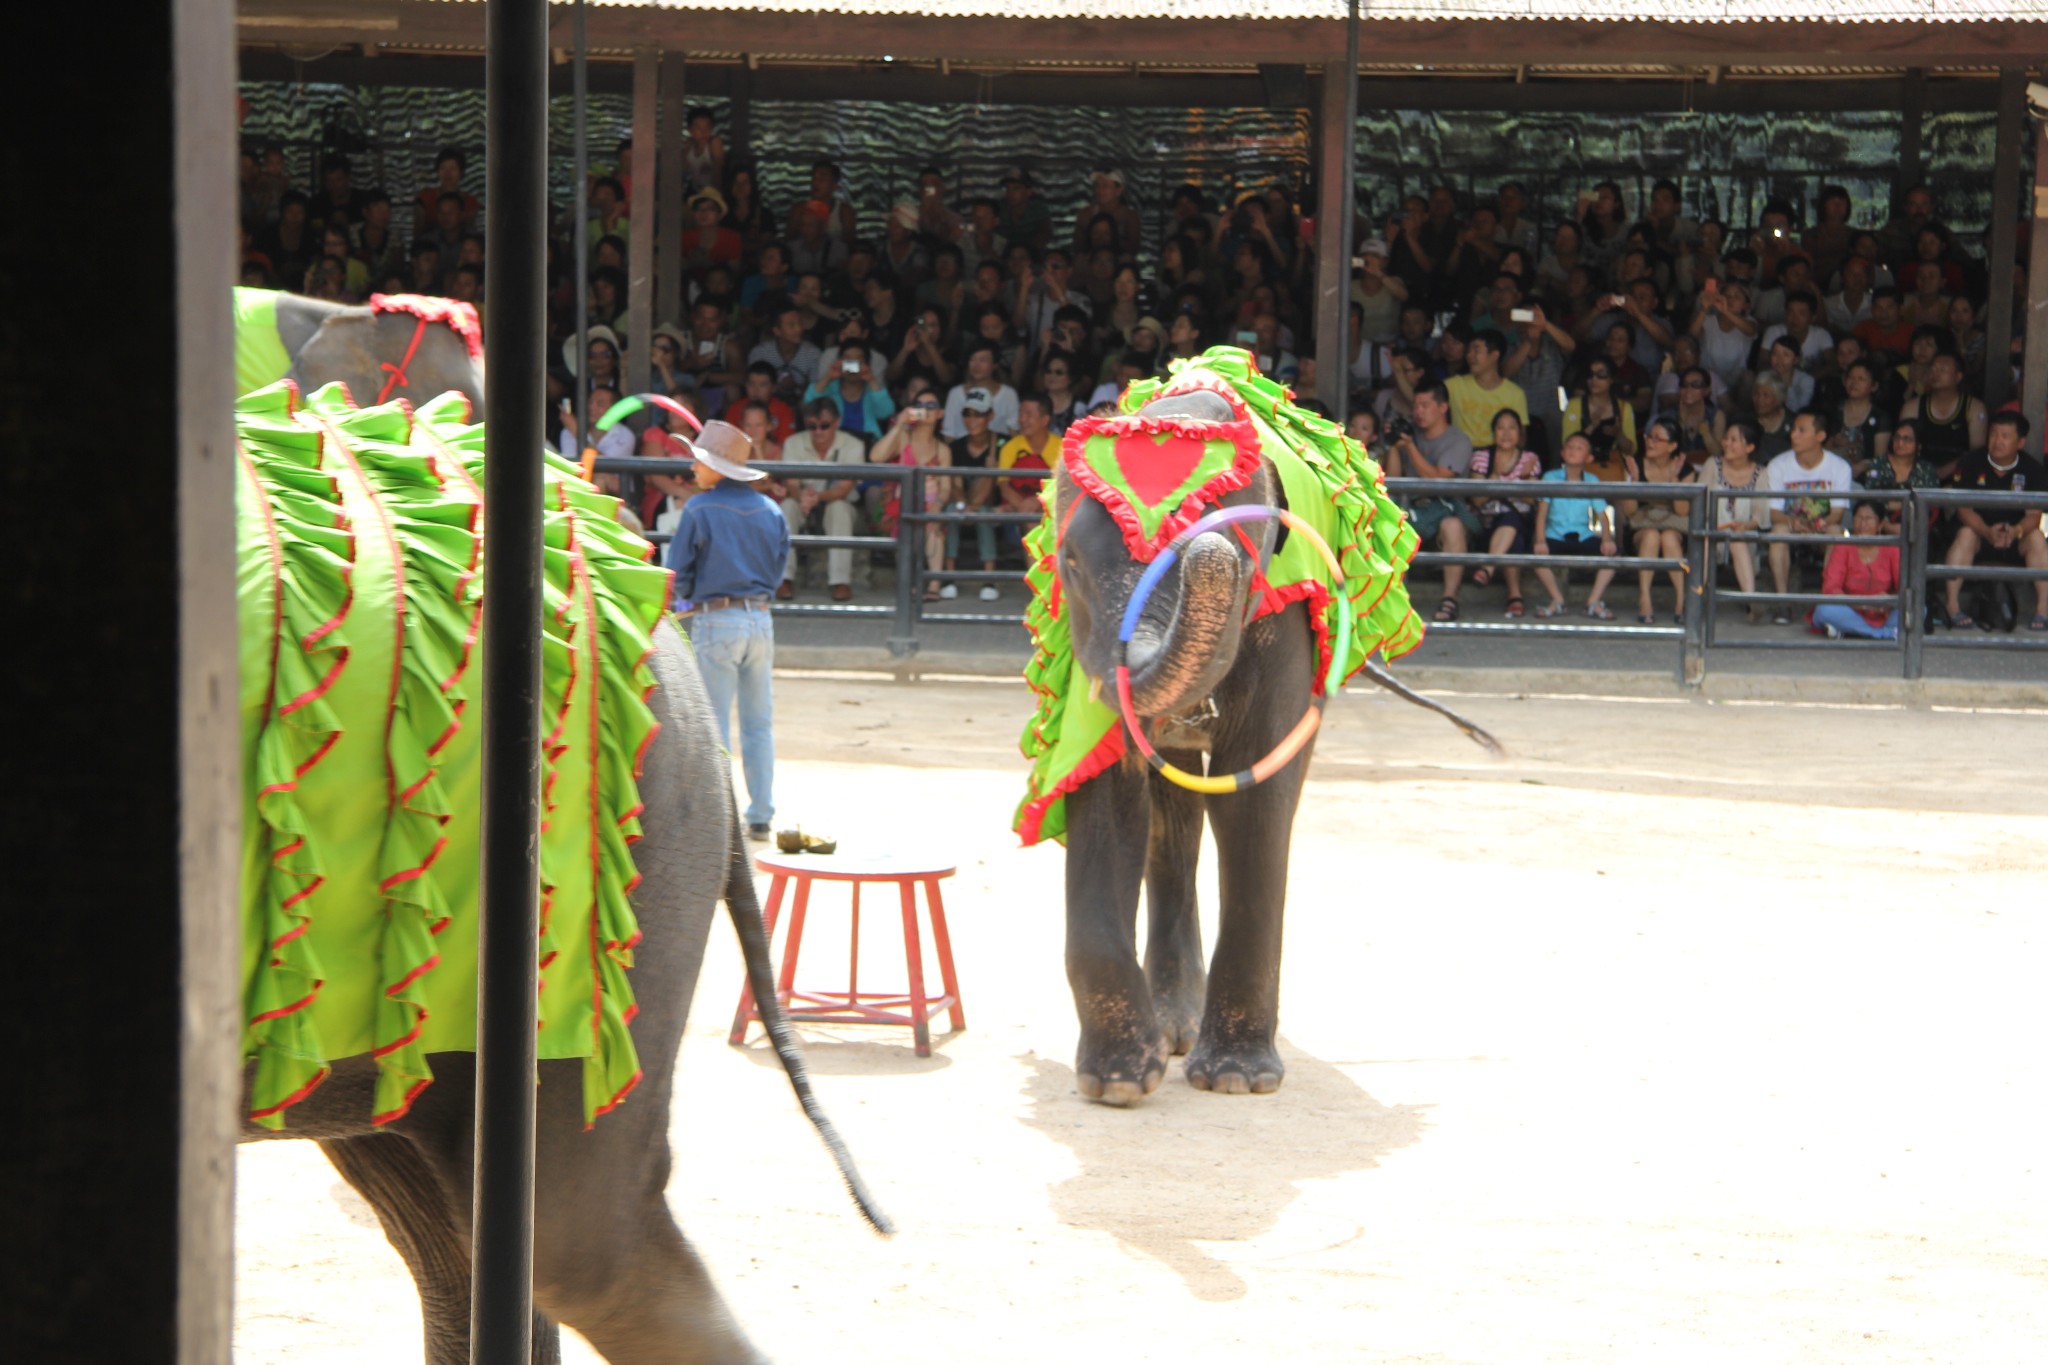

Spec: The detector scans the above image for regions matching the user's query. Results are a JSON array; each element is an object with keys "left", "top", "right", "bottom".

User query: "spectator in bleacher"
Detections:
[
  {"left": 1826, "top": 253, "right": 1875, "bottom": 337},
  {"left": 740, "top": 362, "right": 797, "bottom": 443},
  {"left": 958, "top": 197, "right": 1004, "bottom": 274},
  {"left": 1445, "top": 328, "right": 1527, "bottom": 450},
  {"left": 914, "top": 244, "right": 967, "bottom": 325},
  {"left": 777, "top": 396, "right": 863, "bottom": 601},
  {"left": 803, "top": 338, "right": 894, "bottom": 441},
  {"left": 1947, "top": 294, "right": 1988, "bottom": 390},
  {"left": 1530, "top": 432, "right": 1621, "bottom": 619},
  {"left": 1903, "top": 260, "right": 1951, "bottom": 330},
  {"left": 1941, "top": 411, "right": 2047, "bottom": 631},
  {"left": 1802, "top": 184, "right": 1855, "bottom": 289},
  {"left": 1898, "top": 351, "right": 1984, "bottom": 477},
  {"left": 408, "top": 242, "right": 444, "bottom": 296},
  {"left": 944, "top": 390, "right": 1002, "bottom": 600},
  {"left": 1811, "top": 500, "right": 1902, "bottom": 639},
  {"left": 350, "top": 191, "right": 405, "bottom": 284},
  {"left": 787, "top": 200, "right": 847, "bottom": 277},
  {"left": 1446, "top": 205, "right": 1505, "bottom": 315},
  {"left": 1663, "top": 364, "right": 1726, "bottom": 466},
  {"left": 888, "top": 305, "right": 955, "bottom": 395},
  {"left": 1533, "top": 220, "right": 1585, "bottom": 305},
  {"left": 880, "top": 203, "right": 931, "bottom": 291},
  {"left": 1829, "top": 358, "right": 1891, "bottom": 472},
  {"left": 868, "top": 394, "right": 952, "bottom": 601},
  {"left": 309, "top": 224, "right": 370, "bottom": 299},
  {"left": 722, "top": 165, "right": 774, "bottom": 263},
  {"left": 1248, "top": 311, "right": 1298, "bottom": 384},
  {"left": 1622, "top": 417, "right": 1696, "bottom": 625},
  {"left": 1853, "top": 286, "right": 1914, "bottom": 361},
  {"left": 860, "top": 276, "right": 907, "bottom": 359},
  {"left": 1644, "top": 178, "right": 1698, "bottom": 253},
  {"left": 1072, "top": 169, "right": 1141, "bottom": 257},
  {"left": 1879, "top": 184, "right": 1936, "bottom": 268},
  {"left": 418, "top": 190, "right": 469, "bottom": 267},
  {"left": 1762, "top": 290, "right": 1833, "bottom": 373},
  {"left": 258, "top": 191, "right": 317, "bottom": 289},
  {"left": 1579, "top": 180, "right": 1630, "bottom": 270},
  {"left": 1752, "top": 253, "right": 1811, "bottom": 328},
  {"left": 680, "top": 188, "right": 742, "bottom": 287},
  {"left": 1014, "top": 249, "right": 1091, "bottom": 360},
  {"left": 1036, "top": 351, "right": 1088, "bottom": 433},
  {"left": 1764, "top": 409, "right": 1854, "bottom": 623},
  {"left": 1563, "top": 357, "right": 1639, "bottom": 481},
  {"left": 1856, "top": 416, "right": 1937, "bottom": 531},
  {"left": 1762, "top": 336, "right": 1816, "bottom": 413},
  {"left": 738, "top": 241, "right": 791, "bottom": 314},
  {"left": 247, "top": 144, "right": 291, "bottom": 229},
  {"left": 1469, "top": 409, "right": 1544, "bottom": 618},
  {"left": 1384, "top": 194, "right": 1434, "bottom": 305},
  {"left": 587, "top": 175, "right": 628, "bottom": 255},
  {"left": 1893, "top": 323, "right": 1947, "bottom": 404},
  {"left": 1351, "top": 236, "right": 1407, "bottom": 346},
  {"left": 1500, "top": 301, "right": 1574, "bottom": 457},
  {"left": 942, "top": 343, "right": 1020, "bottom": 439},
  {"left": 1701, "top": 417, "right": 1771, "bottom": 621},
  {"left": 1749, "top": 372, "right": 1794, "bottom": 461},
  {"left": 1596, "top": 321, "right": 1653, "bottom": 421},
  {"left": 674, "top": 298, "right": 743, "bottom": 410},
  {"left": 1494, "top": 181, "right": 1539, "bottom": 258},
  {"left": 311, "top": 154, "right": 366, "bottom": 233},
  {"left": 997, "top": 394, "right": 1057, "bottom": 535},
  {"left": 747, "top": 304, "right": 822, "bottom": 396},
  {"left": 996, "top": 167, "right": 1052, "bottom": 253},
  {"left": 1387, "top": 383, "right": 1480, "bottom": 623},
  {"left": 415, "top": 149, "right": 477, "bottom": 232},
  {"left": 1584, "top": 277, "right": 1675, "bottom": 381}
]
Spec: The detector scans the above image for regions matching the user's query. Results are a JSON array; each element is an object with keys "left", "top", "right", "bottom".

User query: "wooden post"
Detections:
[
  {"left": 1896, "top": 67, "right": 1927, "bottom": 209},
  {"left": 1, "top": 0, "right": 240, "bottom": 1358},
  {"left": 730, "top": 58, "right": 754, "bottom": 162},
  {"left": 1985, "top": 69, "right": 2025, "bottom": 413},
  {"left": 627, "top": 46, "right": 658, "bottom": 383},
  {"left": 656, "top": 50, "right": 687, "bottom": 336},
  {"left": 2024, "top": 116, "right": 2048, "bottom": 453},
  {"left": 1312, "top": 4, "right": 1359, "bottom": 418}
]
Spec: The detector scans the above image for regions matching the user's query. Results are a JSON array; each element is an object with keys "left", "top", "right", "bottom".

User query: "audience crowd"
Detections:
[{"left": 236, "top": 126, "right": 2047, "bottom": 630}]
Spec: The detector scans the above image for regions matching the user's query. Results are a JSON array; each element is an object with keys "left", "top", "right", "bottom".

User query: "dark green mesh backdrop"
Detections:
[{"left": 238, "top": 81, "right": 2007, "bottom": 253}]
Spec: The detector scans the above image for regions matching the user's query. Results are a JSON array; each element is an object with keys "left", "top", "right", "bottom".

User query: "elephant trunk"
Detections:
[{"left": 1123, "top": 529, "right": 1246, "bottom": 717}]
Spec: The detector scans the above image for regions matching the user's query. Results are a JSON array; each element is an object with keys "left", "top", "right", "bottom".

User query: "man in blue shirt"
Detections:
[{"left": 666, "top": 419, "right": 792, "bottom": 839}]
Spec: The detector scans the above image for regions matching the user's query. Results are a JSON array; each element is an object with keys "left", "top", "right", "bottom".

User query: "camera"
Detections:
[
  {"left": 1385, "top": 414, "right": 1416, "bottom": 442},
  {"left": 1509, "top": 308, "right": 1535, "bottom": 324}
]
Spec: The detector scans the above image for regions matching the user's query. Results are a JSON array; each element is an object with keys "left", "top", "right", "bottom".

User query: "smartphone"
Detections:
[
  {"left": 922, "top": 185, "right": 937, "bottom": 198},
  {"left": 842, "top": 359, "right": 859, "bottom": 374},
  {"left": 1510, "top": 308, "right": 1535, "bottom": 324},
  {"left": 1235, "top": 330, "right": 1258, "bottom": 345},
  {"left": 698, "top": 339, "right": 717, "bottom": 356},
  {"left": 1770, "top": 227, "right": 1787, "bottom": 239}
]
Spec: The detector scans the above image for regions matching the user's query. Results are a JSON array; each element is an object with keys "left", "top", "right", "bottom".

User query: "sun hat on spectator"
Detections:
[
  {"left": 1356, "top": 236, "right": 1390, "bottom": 258},
  {"left": 653, "top": 321, "right": 691, "bottom": 351},
  {"left": 889, "top": 201, "right": 919, "bottom": 230},
  {"left": 683, "top": 419, "right": 764, "bottom": 482},
  {"left": 565, "top": 323, "right": 623, "bottom": 375},
  {"left": 962, "top": 387, "right": 996, "bottom": 414},
  {"left": 1130, "top": 316, "right": 1167, "bottom": 348},
  {"left": 688, "top": 187, "right": 728, "bottom": 215}
]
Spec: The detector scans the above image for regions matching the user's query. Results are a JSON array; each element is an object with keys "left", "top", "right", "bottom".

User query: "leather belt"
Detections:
[{"left": 696, "top": 595, "right": 770, "bottom": 612}]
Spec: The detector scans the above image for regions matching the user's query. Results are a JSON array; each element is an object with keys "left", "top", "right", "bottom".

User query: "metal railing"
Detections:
[{"left": 594, "top": 451, "right": 2046, "bottom": 682}]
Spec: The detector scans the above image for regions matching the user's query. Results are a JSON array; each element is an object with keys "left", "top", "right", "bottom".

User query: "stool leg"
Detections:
[
  {"left": 777, "top": 874, "right": 812, "bottom": 1007},
  {"left": 897, "top": 878, "right": 932, "bottom": 1057},
  {"left": 847, "top": 881, "right": 861, "bottom": 1010},
  {"left": 923, "top": 877, "right": 965, "bottom": 1033},
  {"left": 729, "top": 872, "right": 790, "bottom": 1045}
]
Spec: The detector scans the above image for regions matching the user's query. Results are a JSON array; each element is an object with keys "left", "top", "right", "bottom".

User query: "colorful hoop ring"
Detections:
[
  {"left": 593, "top": 391, "right": 704, "bottom": 436},
  {"left": 1112, "top": 504, "right": 1353, "bottom": 795}
]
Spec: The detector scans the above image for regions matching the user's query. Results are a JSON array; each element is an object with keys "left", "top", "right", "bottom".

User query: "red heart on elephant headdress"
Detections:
[{"left": 1119, "top": 431, "right": 1214, "bottom": 508}]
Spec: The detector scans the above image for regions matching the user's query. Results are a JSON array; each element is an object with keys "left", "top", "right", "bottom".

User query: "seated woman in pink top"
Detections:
[{"left": 1812, "top": 501, "right": 1900, "bottom": 639}]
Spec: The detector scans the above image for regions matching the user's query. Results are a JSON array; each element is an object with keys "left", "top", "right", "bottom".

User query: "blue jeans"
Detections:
[
  {"left": 1813, "top": 603, "right": 1899, "bottom": 639},
  {"left": 689, "top": 608, "right": 776, "bottom": 827}
]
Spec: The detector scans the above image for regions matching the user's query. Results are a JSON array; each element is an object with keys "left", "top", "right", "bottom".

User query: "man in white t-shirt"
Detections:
[
  {"left": 941, "top": 342, "right": 1021, "bottom": 439},
  {"left": 1763, "top": 408, "right": 1854, "bottom": 623},
  {"left": 1759, "top": 291, "right": 1834, "bottom": 371}
]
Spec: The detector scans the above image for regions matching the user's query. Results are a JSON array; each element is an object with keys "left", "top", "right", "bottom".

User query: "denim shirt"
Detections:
[{"left": 665, "top": 480, "right": 791, "bottom": 607}]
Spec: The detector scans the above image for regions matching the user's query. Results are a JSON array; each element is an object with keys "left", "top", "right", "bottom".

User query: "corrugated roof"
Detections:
[{"left": 553, "top": 0, "right": 2048, "bottom": 19}]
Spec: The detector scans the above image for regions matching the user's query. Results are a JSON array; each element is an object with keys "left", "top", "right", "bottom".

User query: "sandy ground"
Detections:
[{"left": 235, "top": 675, "right": 2048, "bottom": 1364}]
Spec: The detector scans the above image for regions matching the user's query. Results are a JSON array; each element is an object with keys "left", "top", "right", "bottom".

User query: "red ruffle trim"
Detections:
[{"left": 368, "top": 292, "right": 484, "bottom": 362}]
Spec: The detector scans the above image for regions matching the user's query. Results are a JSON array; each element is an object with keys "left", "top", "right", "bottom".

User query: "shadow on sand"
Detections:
[{"left": 1019, "top": 1040, "right": 1425, "bottom": 1302}]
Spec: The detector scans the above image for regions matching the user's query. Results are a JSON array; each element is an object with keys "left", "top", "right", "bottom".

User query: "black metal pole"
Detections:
[
  {"left": 572, "top": 0, "right": 590, "bottom": 434},
  {"left": 474, "top": 0, "right": 547, "bottom": 1358}
]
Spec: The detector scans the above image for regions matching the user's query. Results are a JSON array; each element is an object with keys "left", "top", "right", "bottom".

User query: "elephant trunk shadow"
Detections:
[{"left": 1019, "top": 1041, "right": 1427, "bottom": 1302}]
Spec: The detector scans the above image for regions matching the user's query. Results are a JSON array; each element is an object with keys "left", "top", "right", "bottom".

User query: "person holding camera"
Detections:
[
  {"left": 1387, "top": 383, "right": 1481, "bottom": 623},
  {"left": 778, "top": 398, "right": 865, "bottom": 602},
  {"left": 801, "top": 339, "right": 895, "bottom": 440},
  {"left": 871, "top": 393, "right": 954, "bottom": 602}
]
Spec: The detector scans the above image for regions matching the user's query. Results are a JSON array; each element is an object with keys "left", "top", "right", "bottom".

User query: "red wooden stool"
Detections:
[{"left": 728, "top": 851, "right": 963, "bottom": 1057}]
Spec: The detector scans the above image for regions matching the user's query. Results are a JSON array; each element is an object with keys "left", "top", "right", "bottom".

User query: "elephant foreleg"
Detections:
[
  {"left": 319, "top": 1133, "right": 563, "bottom": 1365},
  {"left": 1065, "top": 757, "right": 1167, "bottom": 1105},
  {"left": 1143, "top": 760, "right": 1207, "bottom": 1055}
]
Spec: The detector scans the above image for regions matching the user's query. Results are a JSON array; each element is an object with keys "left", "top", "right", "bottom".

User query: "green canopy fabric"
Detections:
[
  {"left": 1015, "top": 348, "right": 1424, "bottom": 846},
  {"left": 235, "top": 380, "right": 671, "bottom": 1129}
]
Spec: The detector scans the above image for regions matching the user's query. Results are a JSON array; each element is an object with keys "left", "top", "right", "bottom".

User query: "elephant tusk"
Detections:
[{"left": 1087, "top": 675, "right": 1104, "bottom": 704}]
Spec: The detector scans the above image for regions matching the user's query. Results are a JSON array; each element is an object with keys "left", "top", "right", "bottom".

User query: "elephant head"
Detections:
[
  {"left": 275, "top": 291, "right": 487, "bottom": 414},
  {"left": 1055, "top": 384, "right": 1281, "bottom": 720}
]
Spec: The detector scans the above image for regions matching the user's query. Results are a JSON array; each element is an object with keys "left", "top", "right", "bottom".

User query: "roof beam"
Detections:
[
  {"left": 237, "top": 48, "right": 2004, "bottom": 115},
  {"left": 234, "top": 2, "right": 2048, "bottom": 70}
]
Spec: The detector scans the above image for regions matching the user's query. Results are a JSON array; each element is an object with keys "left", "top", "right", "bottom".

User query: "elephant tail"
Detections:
[
  {"left": 724, "top": 813, "right": 896, "bottom": 1236},
  {"left": 1356, "top": 659, "right": 1506, "bottom": 757}
]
